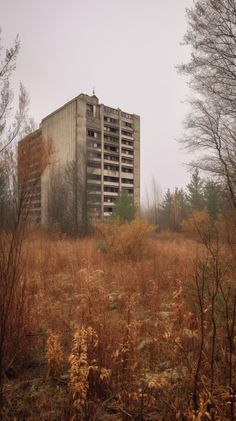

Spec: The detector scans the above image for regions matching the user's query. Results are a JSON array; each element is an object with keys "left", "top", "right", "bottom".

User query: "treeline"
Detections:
[{"left": 144, "top": 169, "right": 228, "bottom": 231}]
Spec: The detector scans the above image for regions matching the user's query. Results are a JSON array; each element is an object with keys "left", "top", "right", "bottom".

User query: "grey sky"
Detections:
[{"left": 1, "top": 0, "right": 193, "bottom": 199}]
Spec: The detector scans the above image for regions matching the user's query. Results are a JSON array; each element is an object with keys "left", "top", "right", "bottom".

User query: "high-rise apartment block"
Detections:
[{"left": 18, "top": 93, "right": 140, "bottom": 230}]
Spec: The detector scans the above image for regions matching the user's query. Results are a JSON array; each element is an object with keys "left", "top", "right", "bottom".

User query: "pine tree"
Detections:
[
  {"left": 112, "top": 190, "right": 136, "bottom": 222},
  {"left": 203, "top": 181, "right": 226, "bottom": 219},
  {"left": 159, "top": 189, "right": 173, "bottom": 230},
  {"left": 186, "top": 169, "right": 204, "bottom": 211}
]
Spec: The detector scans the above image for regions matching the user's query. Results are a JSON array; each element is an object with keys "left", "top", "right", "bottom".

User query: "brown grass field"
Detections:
[{"left": 1, "top": 219, "right": 236, "bottom": 420}]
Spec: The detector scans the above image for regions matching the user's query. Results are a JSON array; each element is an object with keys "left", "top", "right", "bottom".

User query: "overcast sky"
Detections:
[{"left": 1, "top": 0, "right": 193, "bottom": 199}]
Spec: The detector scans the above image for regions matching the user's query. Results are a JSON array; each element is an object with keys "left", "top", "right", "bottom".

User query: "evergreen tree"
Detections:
[
  {"left": 203, "top": 181, "right": 226, "bottom": 219},
  {"left": 159, "top": 188, "right": 187, "bottom": 231},
  {"left": 186, "top": 169, "right": 204, "bottom": 211},
  {"left": 159, "top": 189, "right": 173, "bottom": 230},
  {"left": 112, "top": 189, "right": 136, "bottom": 222},
  {"left": 172, "top": 188, "right": 187, "bottom": 231}
]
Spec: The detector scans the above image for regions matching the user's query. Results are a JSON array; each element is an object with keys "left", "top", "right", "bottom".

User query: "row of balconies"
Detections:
[
  {"left": 88, "top": 152, "right": 133, "bottom": 162},
  {"left": 87, "top": 167, "right": 133, "bottom": 178},
  {"left": 87, "top": 178, "right": 134, "bottom": 187}
]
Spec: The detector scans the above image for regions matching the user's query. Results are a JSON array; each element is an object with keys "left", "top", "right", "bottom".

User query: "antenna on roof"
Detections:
[{"left": 93, "top": 86, "right": 95, "bottom": 96}]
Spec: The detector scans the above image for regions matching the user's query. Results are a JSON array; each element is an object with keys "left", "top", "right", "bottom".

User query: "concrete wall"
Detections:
[
  {"left": 133, "top": 115, "right": 140, "bottom": 211},
  {"left": 41, "top": 100, "right": 77, "bottom": 227}
]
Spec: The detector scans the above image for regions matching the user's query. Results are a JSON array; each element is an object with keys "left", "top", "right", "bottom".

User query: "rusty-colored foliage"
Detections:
[{"left": 1, "top": 219, "right": 236, "bottom": 420}]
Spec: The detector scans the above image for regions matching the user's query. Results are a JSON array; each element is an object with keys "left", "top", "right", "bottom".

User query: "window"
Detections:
[
  {"left": 104, "top": 196, "right": 114, "bottom": 203},
  {"left": 122, "top": 139, "right": 133, "bottom": 146},
  {"left": 122, "top": 121, "right": 132, "bottom": 129},
  {"left": 104, "top": 116, "right": 118, "bottom": 125},
  {"left": 121, "top": 112, "right": 132, "bottom": 119},
  {"left": 87, "top": 129, "right": 100, "bottom": 138},
  {"left": 121, "top": 130, "right": 133, "bottom": 137},
  {"left": 104, "top": 135, "right": 119, "bottom": 144},
  {"left": 104, "top": 154, "right": 119, "bottom": 162},
  {"left": 122, "top": 167, "right": 133, "bottom": 173},
  {"left": 88, "top": 141, "right": 101, "bottom": 149},
  {"left": 122, "top": 157, "right": 133, "bottom": 164},
  {"left": 87, "top": 160, "right": 101, "bottom": 168},
  {"left": 104, "top": 145, "right": 119, "bottom": 153},
  {"left": 104, "top": 186, "right": 119, "bottom": 193},
  {"left": 87, "top": 104, "right": 93, "bottom": 115},
  {"left": 122, "top": 148, "right": 133, "bottom": 156},
  {"left": 104, "top": 176, "right": 119, "bottom": 183},
  {"left": 104, "top": 207, "right": 113, "bottom": 213},
  {"left": 122, "top": 178, "right": 133, "bottom": 185},
  {"left": 104, "top": 106, "right": 119, "bottom": 115},
  {"left": 104, "top": 126, "right": 119, "bottom": 134},
  {"left": 104, "top": 164, "right": 119, "bottom": 171}
]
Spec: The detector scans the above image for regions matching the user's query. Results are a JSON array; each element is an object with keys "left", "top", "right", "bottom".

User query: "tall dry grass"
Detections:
[{"left": 1, "top": 219, "right": 235, "bottom": 420}]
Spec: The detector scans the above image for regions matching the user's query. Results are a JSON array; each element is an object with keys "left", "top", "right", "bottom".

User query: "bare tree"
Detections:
[
  {"left": 0, "top": 31, "right": 35, "bottom": 411},
  {"left": 0, "top": 31, "right": 29, "bottom": 153},
  {"left": 0, "top": 147, "right": 31, "bottom": 410},
  {"left": 180, "top": 4, "right": 236, "bottom": 416},
  {"left": 142, "top": 178, "right": 161, "bottom": 226},
  {"left": 48, "top": 153, "right": 91, "bottom": 236},
  {"left": 179, "top": 0, "right": 236, "bottom": 210}
]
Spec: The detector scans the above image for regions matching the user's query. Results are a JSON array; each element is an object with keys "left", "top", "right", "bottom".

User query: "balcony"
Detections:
[
  {"left": 103, "top": 198, "right": 115, "bottom": 205},
  {"left": 87, "top": 168, "right": 101, "bottom": 175},
  {"left": 87, "top": 143, "right": 101, "bottom": 152},
  {"left": 104, "top": 180, "right": 119, "bottom": 187},
  {"left": 103, "top": 190, "right": 118, "bottom": 196},
  {"left": 121, "top": 148, "right": 133, "bottom": 157},
  {"left": 121, "top": 130, "right": 133, "bottom": 138},
  {"left": 121, "top": 171, "right": 133, "bottom": 180},
  {"left": 104, "top": 154, "right": 119, "bottom": 163},
  {"left": 87, "top": 179, "right": 101, "bottom": 185}
]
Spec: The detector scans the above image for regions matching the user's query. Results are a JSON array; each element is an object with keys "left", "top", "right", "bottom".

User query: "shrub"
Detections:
[
  {"left": 181, "top": 209, "right": 217, "bottom": 243},
  {"left": 96, "top": 218, "right": 155, "bottom": 259}
]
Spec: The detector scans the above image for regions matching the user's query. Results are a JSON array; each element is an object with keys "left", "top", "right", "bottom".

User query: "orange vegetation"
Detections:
[{"left": 1, "top": 219, "right": 236, "bottom": 420}]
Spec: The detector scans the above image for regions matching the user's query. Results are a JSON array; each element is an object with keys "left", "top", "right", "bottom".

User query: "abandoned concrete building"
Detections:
[{"left": 18, "top": 93, "right": 140, "bottom": 232}]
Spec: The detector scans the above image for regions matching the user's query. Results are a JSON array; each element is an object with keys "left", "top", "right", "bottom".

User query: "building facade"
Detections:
[
  {"left": 17, "top": 128, "right": 42, "bottom": 223},
  {"left": 18, "top": 93, "right": 140, "bottom": 231}
]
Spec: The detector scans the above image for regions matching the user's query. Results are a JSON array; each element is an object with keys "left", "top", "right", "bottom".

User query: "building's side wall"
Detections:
[
  {"left": 17, "top": 128, "right": 42, "bottom": 223},
  {"left": 133, "top": 115, "right": 140, "bottom": 211},
  {"left": 41, "top": 101, "right": 77, "bottom": 227},
  {"left": 75, "top": 97, "right": 88, "bottom": 231}
]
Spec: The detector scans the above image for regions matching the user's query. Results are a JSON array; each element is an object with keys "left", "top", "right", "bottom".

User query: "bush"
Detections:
[
  {"left": 181, "top": 209, "right": 217, "bottom": 243},
  {"left": 96, "top": 218, "right": 155, "bottom": 259}
]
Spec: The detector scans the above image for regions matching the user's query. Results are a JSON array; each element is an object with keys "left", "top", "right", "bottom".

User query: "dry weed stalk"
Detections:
[
  {"left": 69, "top": 326, "right": 98, "bottom": 416},
  {"left": 46, "top": 331, "right": 64, "bottom": 377}
]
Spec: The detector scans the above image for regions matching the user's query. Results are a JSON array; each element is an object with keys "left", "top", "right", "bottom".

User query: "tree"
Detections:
[
  {"left": 186, "top": 168, "right": 204, "bottom": 211},
  {"left": 48, "top": 155, "right": 92, "bottom": 236},
  {"left": 203, "top": 180, "right": 227, "bottom": 220},
  {"left": 143, "top": 177, "right": 161, "bottom": 225},
  {"left": 0, "top": 31, "right": 28, "bottom": 153},
  {"left": 159, "top": 189, "right": 173, "bottom": 230},
  {"left": 159, "top": 188, "right": 187, "bottom": 231},
  {"left": 112, "top": 189, "right": 136, "bottom": 222},
  {"left": 180, "top": 5, "right": 236, "bottom": 414},
  {"left": 171, "top": 188, "right": 187, "bottom": 231},
  {"left": 179, "top": 0, "right": 236, "bottom": 210},
  {"left": 0, "top": 32, "right": 32, "bottom": 409}
]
